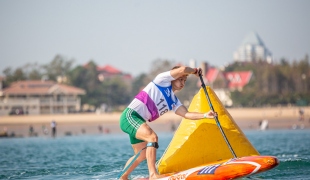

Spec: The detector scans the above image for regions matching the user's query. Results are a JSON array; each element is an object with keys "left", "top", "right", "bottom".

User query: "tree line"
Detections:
[
  {"left": 226, "top": 55, "right": 310, "bottom": 107},
  {"left": 1, "top": 54, "right": 309, "bottom": 111}
]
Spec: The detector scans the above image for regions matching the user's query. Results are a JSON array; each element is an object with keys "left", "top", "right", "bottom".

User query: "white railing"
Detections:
[{"left": 0, "top": 97, "right": 81, "bottom": 115}]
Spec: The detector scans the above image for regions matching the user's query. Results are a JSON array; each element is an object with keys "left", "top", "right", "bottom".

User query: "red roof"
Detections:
[
  {"left": 97, "top": 65, "right": 121, "bottom": 74},
  {"left": 205, "top": 68, "right": 219, "bottom": 83},
  {"left": 224, "top": 71, "right": 252, "bottom": 89},
  {"left": 2, "top": 80, "right": 85, "bottom": 95},
  {"left": 201, "top": 68, "right": 252, "bottom": 89}
]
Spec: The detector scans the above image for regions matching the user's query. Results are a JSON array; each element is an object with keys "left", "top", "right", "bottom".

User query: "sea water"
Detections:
[{"left": 0, "top": 130, "right": 310, "bottom": 180}]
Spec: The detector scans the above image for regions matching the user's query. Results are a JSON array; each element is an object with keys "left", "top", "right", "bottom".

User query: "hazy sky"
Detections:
[{"left": 1, "top": 0, "right": 309, "bottom": 77}]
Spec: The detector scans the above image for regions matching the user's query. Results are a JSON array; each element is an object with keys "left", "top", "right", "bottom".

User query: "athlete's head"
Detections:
[{"left": 171, "top": 66, "right": 187, "bottom": 92}]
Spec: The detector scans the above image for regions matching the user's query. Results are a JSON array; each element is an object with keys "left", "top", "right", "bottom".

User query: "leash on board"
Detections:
[
  {"left": 198, "top": 72, "right": 237, "bottom": 158},
  {"left": 117, "top": 147, "right": 147, "bottom": 179}
]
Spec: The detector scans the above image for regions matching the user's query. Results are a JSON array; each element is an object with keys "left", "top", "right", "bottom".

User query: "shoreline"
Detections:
[{"left": 0, "top": 107, "right": 309, "bottom": 137}]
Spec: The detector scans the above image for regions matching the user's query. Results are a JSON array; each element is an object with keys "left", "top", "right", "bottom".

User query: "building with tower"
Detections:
[{"left": 233, "top": 31, "right": 272, "bottom": 63}]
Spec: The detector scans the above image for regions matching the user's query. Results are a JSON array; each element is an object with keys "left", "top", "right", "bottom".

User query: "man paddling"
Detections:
[{"left": 119, "top": 66, "right": 217, "bottom": 180}]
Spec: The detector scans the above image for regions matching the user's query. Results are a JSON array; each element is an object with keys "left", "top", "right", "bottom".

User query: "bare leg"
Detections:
[
  {"left": 146, "top": 146, "right": 158, "bottom": 179},
  {"left": 135, "top": 123, "right": 160, "bottom": 179},
  {"left": 120, "top": 142, "right": 147, "bottom": 180}
]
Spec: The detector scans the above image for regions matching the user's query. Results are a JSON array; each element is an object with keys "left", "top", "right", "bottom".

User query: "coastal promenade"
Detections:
[{"left": 0, "top": 106, "right": 309, "bottom": 137}]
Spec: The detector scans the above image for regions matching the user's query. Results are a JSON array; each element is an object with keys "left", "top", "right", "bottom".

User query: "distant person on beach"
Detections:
[
  {"left": 42, "top": 125, "right": 48, "bottom": 135},
  {"left": 119, "top": 66, "right": 217, "bottom": 180},
  {"left": 299, "top": 108, "right": 304, "bottom": 121},
  {"left": 29, "top": 125, "right": 34, "bottom": 136},
  {"left": 98, "top": 125, "right": 103, "bottom": 133},
  {"left": 104, "top": 128, "right": 110, "bottom": 134},
  {"left": 51, "top": 120, "right": 57, "bottom": 137}
]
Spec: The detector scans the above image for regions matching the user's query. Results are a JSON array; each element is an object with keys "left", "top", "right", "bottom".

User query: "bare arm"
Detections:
[
  {"left": 170, "top": 66, "right": 201, "bottom": 79},
  {"left": 175, "top": 105, "right": 216, "bottom": 120}
]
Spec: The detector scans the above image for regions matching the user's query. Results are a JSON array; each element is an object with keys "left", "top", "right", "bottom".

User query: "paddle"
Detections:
[
  {"left": 117, "top": 147, "right": 147, "bottom": 179},
  {"left": 198, "top": 72, "right": 237, "bottom": 158}
]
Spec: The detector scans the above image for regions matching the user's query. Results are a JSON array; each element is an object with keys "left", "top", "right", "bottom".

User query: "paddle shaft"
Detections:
[
  {"left": 199, "top": 73, "right": 237, "bottom": 158},
  {"left": 117, "top": 147, "right": 147, "bottom": 179}
]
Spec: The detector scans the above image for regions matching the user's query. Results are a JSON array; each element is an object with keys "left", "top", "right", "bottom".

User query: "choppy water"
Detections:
[{"left": 0, "top": 130, "right": 310, "bottom": 180}]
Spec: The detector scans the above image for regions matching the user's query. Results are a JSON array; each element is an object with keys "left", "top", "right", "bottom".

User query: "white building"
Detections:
[
  {"left": 234, "top": 31, "right": 272, "bottom": 63},
  {"left": 0, "top": 80, "right": 85, "bottom": 115}
]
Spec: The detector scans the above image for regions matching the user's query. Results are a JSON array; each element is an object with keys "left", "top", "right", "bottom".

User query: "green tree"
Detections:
[
  {"left": 148, "top": 59, "right": 176, "bottom": 80},
  {"left": 68, "top": 60, "right": 132, "bottom": 110},
  {"left": 23, "top": 63, "right": 43, "bottom": 80},
  {"left": 100, "top": 77, "right": 131, "bottom": 108},
  {"left": 68, "top": 61, "right": 102, "bottom": 108},
  {"left": 2, "top": 67, "right": 27, "bottom": 87},
  {"left": 227, "top": 56, "right": 310, "bottom": 107},
  {"left": 131, "top": 73, "right": 148, "bottom": 97},
  {"left": 42, "top": 54, "right": 74, "bottom": 81}
]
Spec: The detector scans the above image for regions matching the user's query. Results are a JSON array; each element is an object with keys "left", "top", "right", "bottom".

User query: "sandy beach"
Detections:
[{"left": 0, "top": 106, "right": 309, "bottom": 137}]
